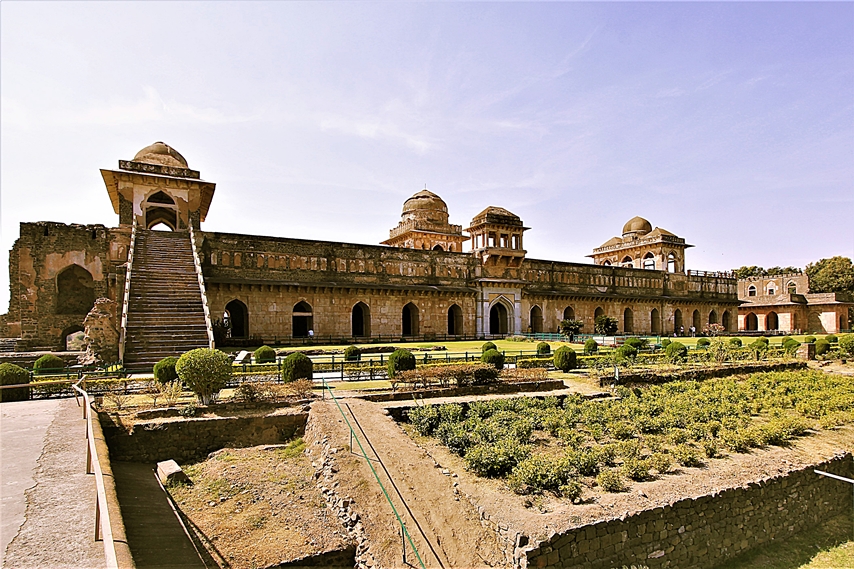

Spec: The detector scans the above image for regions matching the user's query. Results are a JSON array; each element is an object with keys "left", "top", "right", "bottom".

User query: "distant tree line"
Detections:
[{"left": 733, "top": 256, "right": 854, "bottom": 295}]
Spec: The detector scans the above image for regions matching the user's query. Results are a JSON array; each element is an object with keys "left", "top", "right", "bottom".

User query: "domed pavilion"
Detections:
[
  {"left": 589, "top": 216, "right": 692, "bottom": 273},
  {"left": 381, "top": 188, "right": 467, "bottom": 252}
]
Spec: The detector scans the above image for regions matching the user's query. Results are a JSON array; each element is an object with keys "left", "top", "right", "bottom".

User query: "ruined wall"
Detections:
[
  {"left": 524, "top": 453, "right": 853, "bottom": 569},
  {"left": 4, "top": 222, "right": 129, "bottom": 349}
]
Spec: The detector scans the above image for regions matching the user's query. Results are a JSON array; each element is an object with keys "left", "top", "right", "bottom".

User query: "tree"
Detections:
[
  {"left": 806, "top": 257, "right": 854, "bottom": 294},
  {"left": 594, "top": 315, "right": 618, "bottom": 335},
  {"left": 732, "top": 266, "right": 766, "bottom": 279},
  {"left": 559, "top": 319, "right": 583, "bottom": 341}
]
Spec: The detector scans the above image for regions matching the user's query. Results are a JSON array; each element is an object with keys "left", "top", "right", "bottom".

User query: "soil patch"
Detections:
[{"left": 169, "top": 440, "right": 350, "bottom": 569}]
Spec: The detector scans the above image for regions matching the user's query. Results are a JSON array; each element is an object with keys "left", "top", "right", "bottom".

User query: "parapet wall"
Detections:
[{"left": 524, "top": 453, "right": 853, "bottom": 569}]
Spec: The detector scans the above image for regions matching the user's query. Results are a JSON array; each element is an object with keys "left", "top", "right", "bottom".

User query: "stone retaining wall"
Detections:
[
  {"left": 100, "top": 411, "right": 308, "bottom": 463},
  {"left": 524, "top": 453, "right": 853, "bottom": 569},
  {"left": 597, "top": 361, "right": 807, "bottom": 387},
  {"left": 361, "top": 379, "right": 567, "bottom": 404}
]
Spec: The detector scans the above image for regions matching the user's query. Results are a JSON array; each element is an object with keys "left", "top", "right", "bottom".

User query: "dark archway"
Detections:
[
  {"left": 692, "top": 310, "right": 701, "bottom": 331},
  {"left": 563, "top": 306, "right": 575, "bottom": 321},
  {"left": 490, "top": 303, "right": 509, "bottom": 335},
  {"left": 352, "top": 302, "right": 370, "bottom": 337},
  {"left": 402, "top": 303, "right": 419, "bottom": 336},
  {"left": 225, "top": 300, "right": 249, "bottom": 338},
  {"left": 745, "top": 312, "right": 758, "bottom": 331},
  {"left": 448, "top": 304, "right": 463, "bottom": 336},
  {"left": 722, "top": 310, "right": 731, "bottom": 331},
  {"left": 145, "top": 207, "right": 177, "bottom": 230},
  {"left": 530, "top": 305, "right": 543, "bottom": 333},
  {"left": 432, "top": 244, "right": 444, "bottom": 251},
  {"left": 767, "top": 311, "right": 779, "bottom": 331},
  {"left": 642, "top": 253, "right": 655, "bottom": 270},
  {"left": 293, "top": 301, "right": 313, "bottom": 338},
  {"left": 651, "top": 308, "right": 660, "bottom": 335},
  {"left": 623, "top": 308, "right": 634, "bottom": 334},
  {"left": 594, "top": 307, "right": 605, "bottom": 319},
  {"left": 674, "top": 309, "right": 683, "bottom": 334},
  {"left": 56, "top": 265, "right": 95, "bottom": 315},
  {"left": 61, "top": 325, "right": 85, "bottom": 351},
  {"left": 709, "top": 310, "right": 718, "bottom": 325}
]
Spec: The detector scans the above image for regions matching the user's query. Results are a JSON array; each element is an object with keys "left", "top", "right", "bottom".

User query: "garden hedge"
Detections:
[
  {"left": 254, "top": 345, "right": 277, "bottom": 364},
  {"left": 388, "top": 349, "right": 416, "bottom": 378},
  {"left": 153, "top": 356, "right": 179, "bottom": 384},
  {"left": 0, "top": 363, "right": 30, "bottom": 402},
  {"left": 33, "top": 354, "right": 65, "bottom": 375},
  {"left": 282, "top": 352, "right": 314, "bottom": 383},
  {"left": 553, "top": 346, "right": 577, "bottom": 372},
  {"left": 481, "top": 349, "right": 505, "bottom": 370}
]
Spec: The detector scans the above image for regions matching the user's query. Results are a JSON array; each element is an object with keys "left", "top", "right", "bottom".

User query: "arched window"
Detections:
[
  {"left": 594, "top": 307, "right": 605, "bottom": 319},
  {"left": 767, "top": 311, "right": 779, "bottom": 331},
  {"left": 651, "top": 308, "right": 660, "bottom": 335},
  {"left": 402, "top": 303, "right": 419, "bottom": 336},
  {"left": 623, "top": 308, "right": 634, "bottom": 333},
  {"left": 602, "top": 260, "right": 612, "bottom": 266},
  {"left": 433, "top": 244, "right": 444, "bottom": 251},
  {"left": 709, "top": 310, "right": 718, "bottom": 325},
  {"left": 489, "top": 302, "right": 510, "bottom": 335},
  {"left": 747, "top": 285, "right": 757, "bottom": 297},
  {"left": 745, "top": 312, "right": 758, "bottom": 331},
  {"left": 722, "top": 310, "right": 731, "bottom": 331},
  {"left": 563, "top": 306, "right": 575, "bottom": 321},
  {"left": 642, "top": 253, "right": 655, "bottom": 270},
  {"left": 621, "top": 256, "right": 633, "bottom": 268},
  {"left": 224, "top": 300, "right": 249, "bottom": 338},
  {"left": 147, "top": 191, "right": 175, "bottom": 204},
  {"left": 787, "top": 282, "right": 797, "bottom": 295},
  {"left": 56, "top": 265, "right": 95, "bottom": 315},
  {"left": 674, "top": 309, "right": 683, "bottom": 334},
  {"left": 293, "top": 301, "right": 314, "bottom": 337},
  {"left": 448, "top": 304, "right": 463, "bottom": 336},
  {"left": 352, "top": 302, "right": 371, "bottom": 337},
  {"left": 530, "top": 306, "right": 543, "bottom": 333},
  {"left": 692, "top": 310, "right": 701, "bottom": 330},
  {"left": 767, "top": 285, "right": 776, "bottom": 295},
  {"left": 667, "top": 254, "right": 677, "bottom": 273}
]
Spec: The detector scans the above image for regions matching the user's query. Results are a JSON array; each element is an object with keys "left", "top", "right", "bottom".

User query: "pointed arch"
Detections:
[
  {"left": 563, "top": 306, "right": 575, "bottom": 321},
  {"left": 56, "top": 264, "right": 95, "bottom": 314},
  {"left": 674, "top": 309, "right": 683, "bottom": 333},
  {"left": 529, "top": 305, "right": 543, "bottom": 333},
  {"left": 650, "top": 308, "right": 660, "bottom": 335},
  {"left": 692, "top": 310, "right": 701, "bottom": 330},
  {"left": 448, "top": 304, "right": 463, "bottom": 336},
  {"left": 722, "top": 310, "right": 732, "bottom": 331},
  {"left": 745, "top": 312, "right": 758, "bottom": 331},
  {"left": 352, "top": 302, "right": 371, "bottom": 337},
  {"left": 623, "top": 307, "right": 634, "bottom": 334},
  {"left": 709, "top": 310, "right": 718, "bottom": 325},
  {"left": 642, "top": 253, "right": 655, "bottom": 270},
  {"left": 402, "top": 302, "right": 419, "bottom": 336},
  {"left": 767, "top": 311, "right": 779, "bottom": 331},
  {"left": 747, "top": 285, "right": 757, "bottom": 297},
  {"left": 489, "top": 298, "right": 514, "bottom": 335},
  {"left": 667, "top": 253, "right": 677, "bottom": 273}
]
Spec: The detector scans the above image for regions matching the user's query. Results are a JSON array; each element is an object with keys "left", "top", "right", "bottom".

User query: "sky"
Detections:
[{"left": 1, "top": 1, "right": 852, "bottom": 313}]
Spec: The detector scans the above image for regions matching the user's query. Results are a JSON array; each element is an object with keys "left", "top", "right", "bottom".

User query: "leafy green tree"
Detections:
[
  {"left": 594, "top": 315, "right": 618, "bottom": 335},
  {"left": 176, "top": 348, "right": 232, "bottom": 405},
  {"left": 559, "top": 319, "right": 583, "bottom": 340},
  {"left": 732, "top": 266, "right": 766, "bottom": 279},
  {"left": 806, "top": 257, "right": 854, "bottom": 294}
]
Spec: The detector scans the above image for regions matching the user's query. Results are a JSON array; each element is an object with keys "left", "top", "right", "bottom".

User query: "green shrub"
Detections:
[
  {"left": 826, "top": 334, "right": 838, "bottom": 344},
  {"left": 583, "top": 339, "right": 599, "bottom": 355},
  {"left": 697, "top": 338, "right": 711, "bottom": 348},
  {"left": 665, "top": 341, "right": 688, "bottom": 361},
  {"left": 508, "top": 453, "right": 572, "bottom": 495},
  {"left": 176, "top": 348, "right": 232, "bottom": 405},
  {"left": 781, "top": 336, "right": 793, "bottom": 345},
  {"left": 596, "top": 469, "right": 627, "bottom": 492},
  {"left": 387, "top": 349, "right": 416, "bottom": 378},
  {"left": 728, "top": 337, "right": 742, "bottom": 348},
  {"left": 516, "top": 358, "right": 552, "bottom": 369},
  {"left": 782, "top": 338, "right": 801, "bottom": 354},
  {"left": 804, "top": 336, "right": 816, "bottom": 344},
  {"left": 838, "top": 334, "right": 854, "bottom": 356},
  {"left": 536, "top": 342, "right": 551, "bottom": 356},
  {"left": 624, "top": 337, "right": 647, "bottom": 350},
  {"left": 647, "top": 453, "right": 672, "bottom": 474},
  {"left": 481, "top": 349, "right": 505, "bottom": 370},
  {"left": 551, "top": 346, "right": 576, "bottom": 372},
  {"left": 33, "top": 354, "right": 65, "bottom": 375},
  {"left": 672, "top": 444, "right": 704, "bottom": 467},
  {"left": 153, "top": 357, "right": 179, "bottom": 384},
  {"left": 620, "top": 457, "right": 651, "bottom": 481},
  {"left": 615, "top": 345, "right": 638, "bottom": 362},
  {"left": 757, "top": 337, "right": 770, "bottom": 345},
  {"left": 661, "top": 338, "right": 671, "bottom": 348},
  {"left": 407, "top": 404, "right": 440, "bottom": 436},
  {"left": 481, "top": 341, "right": 497, "bottom": 353},
  {"left": 815, "top": 339, "right": 830, "bottom": 356},
  {"left": 344, "top": 345, "right": 362, "bottom": 362},
  {"left": 594, "top": 315, "right": 618, "bottom": 335},
  {"left": 465, "top": 440, "right": 529, "bottom": 478},
  {"left": 0, "top": 363, "right": 30, "bottom": 402},
  {"left": 254, "top": 345, "right": 276, "bottom": 364},
  {"left": 282, "top": 352, "right": 313, "bottom": 383}
]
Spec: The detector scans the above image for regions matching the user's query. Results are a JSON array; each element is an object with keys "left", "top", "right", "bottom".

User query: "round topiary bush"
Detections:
[
  {"left": 481, "top": 349, "right": 505, "bottom": 370},
  {"left": 727, "top": 337, "right": 743, "bottom": 348},
  {"left": 697, "top": 338, "right": 711, "bottom": 348},
  {"left": 176, "top": 348, "right": 232, "bottom": 405},
  {"left": 624, "top": 337, "right": 647, "bottom": 349},
  {"left": 553, "top": 346, "right": 577, "bottom": 372},
  {"left": 153, "top": 356, "right": 179, "bottom": 384},
  {"left": 661, "top": 338, "right": 672, "bottom": 348},
  {"left": 757, "top": 337, "right": 770, "bottom": 345},
  {"left": 583, "top": 339, "right": 599, "bottom": 355},
  {"left": 387, "top": 349, "right": 416, "bottom": 378},
  {"left": 838, "top": 334, "right": 854, "bottom": 356},
  {"left": 615, "top": 345, "right": 638, "bottom": 362},
  {"left": 814, "top": 339, "right": 831, "bottom": 356},
  {"left": 782, "top": 338, "right": 801, "bottom": 354},
  {"left": 804, "top": 336, "right": 816, "bottom": 344},
  {"left": 282, "top": 352, "right": 313, "bottom": 383},
  {"left": 826, "top": 334, "right": 838, "bottom": 344},
  {"left": 665, "top": 341, "right": 688, "bottom": 361},
  {"left": 536, "top": 342, "right": 551, "bottom": 356},
  {"left": 481, "top": 341, "right": 497, "bottom": 353},
  {"left": 344, "top": 345, "right": 362, "bottom": 362},
  {"left": 0, "top": 363, "right": 30, "bottom": 402},
  {"left": 33, "top": 354, "right": 65, "bottom": 375},
  {"left": 749, "top": 339, "right": 769, "bottom": 354},
  {"left": 254, "top": 345, "right": 277, "bottom": 364},
  {"left": 780, "top": 336, "right": 793, "bottom": 346}
]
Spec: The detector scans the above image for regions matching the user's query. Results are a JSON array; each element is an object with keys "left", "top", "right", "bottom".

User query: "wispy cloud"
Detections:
[{"left": 318, "top": 112, "right": 436, "bottom": 153}]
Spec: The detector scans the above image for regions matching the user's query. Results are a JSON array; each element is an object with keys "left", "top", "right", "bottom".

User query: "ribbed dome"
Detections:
[
  {"left": 133, "top": 142, "right": 189, "bottom": 169},
  {"left": 402, "top": 189, "right": 448, "bottom": 215},
  {"left": 471, "top": 206, "right": 523, "bottom": 227},
  {"left": 622, "top": 216, "right": 652, "bottom": 237}
]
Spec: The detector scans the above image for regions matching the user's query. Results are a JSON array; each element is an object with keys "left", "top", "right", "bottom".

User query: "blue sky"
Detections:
[{"left": 1, "top": 2, "right": 852, "bottom": 313}]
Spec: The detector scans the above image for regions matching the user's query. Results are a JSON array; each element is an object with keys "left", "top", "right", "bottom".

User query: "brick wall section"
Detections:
[
  {"left": 100, "top": 411, "right": 308, "bottom": 463},
  {"left": 524, "top": 453, "right": 853, "bottom": 569}
]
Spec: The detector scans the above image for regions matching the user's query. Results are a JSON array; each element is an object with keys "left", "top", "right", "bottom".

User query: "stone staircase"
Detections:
[
  {"left": 0, "top": 338, "right": 20, "bottom": 352},
  {"left": 123, "top": 230, "right": 210, "bottom": 372}
]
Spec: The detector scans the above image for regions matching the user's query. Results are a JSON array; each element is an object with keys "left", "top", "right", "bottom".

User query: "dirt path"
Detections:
[{"left": 308, "top": 398, "right": 510, "bottom": 569}]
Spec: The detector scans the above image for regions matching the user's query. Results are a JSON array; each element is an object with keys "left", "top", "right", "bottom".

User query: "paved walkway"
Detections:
[{"left": 1, "top": 397, "right": 105, "bottom": 569}]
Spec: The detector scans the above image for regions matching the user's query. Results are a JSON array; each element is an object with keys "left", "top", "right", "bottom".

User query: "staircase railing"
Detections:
[
  {"left": 118, "top": 219, "right": 138, "bottom": 363},
  {"left": 189, "top": 226, "right": 215, "bottom": 349}
]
